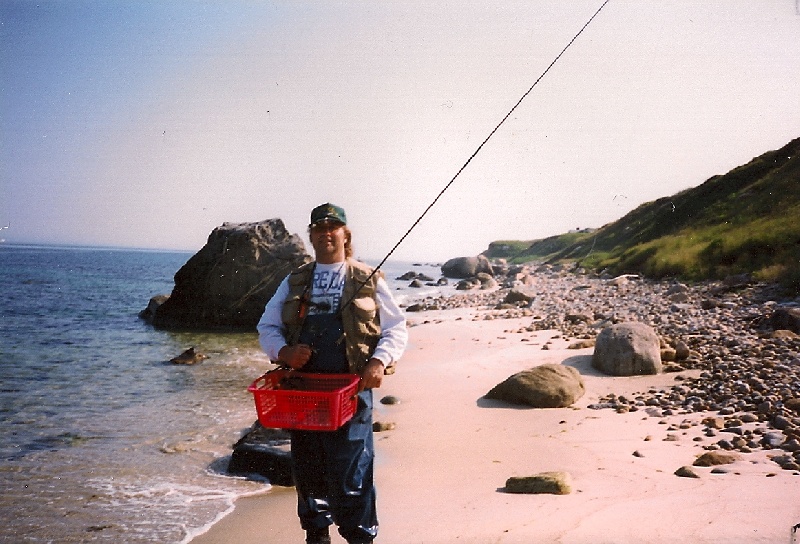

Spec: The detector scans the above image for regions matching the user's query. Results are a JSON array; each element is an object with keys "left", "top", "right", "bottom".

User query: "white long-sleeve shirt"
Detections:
[{"left": 257, "top": 264, "right": 408, "bottom": 368}]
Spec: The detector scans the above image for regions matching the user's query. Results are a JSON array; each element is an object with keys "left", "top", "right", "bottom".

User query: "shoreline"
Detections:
[{"left": 190, "top": 297, "right": 800, "bottom": 543}]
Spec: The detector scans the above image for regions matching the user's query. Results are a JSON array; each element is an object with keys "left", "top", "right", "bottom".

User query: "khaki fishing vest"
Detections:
[{"left": 280, "top": 259, "right": 383, "bottom": 375}]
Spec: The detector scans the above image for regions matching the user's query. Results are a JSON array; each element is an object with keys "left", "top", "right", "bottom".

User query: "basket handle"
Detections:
[{"left": 250, "top": 367, "right": 293, "bottom": 391}]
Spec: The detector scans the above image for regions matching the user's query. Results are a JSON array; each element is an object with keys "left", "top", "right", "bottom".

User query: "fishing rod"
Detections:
[{"left": 342, "top": 0, "right": 611, "bottom": 311}]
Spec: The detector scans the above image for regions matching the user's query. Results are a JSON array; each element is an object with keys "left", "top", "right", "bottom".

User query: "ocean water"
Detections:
[{"left": 0, "top": 244, "right": 445, "bottom": 543}]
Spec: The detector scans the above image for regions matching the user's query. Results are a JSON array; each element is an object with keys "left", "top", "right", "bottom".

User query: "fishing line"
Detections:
[{"left": 344, "top": 0, "right": 610, "bottom": 309}]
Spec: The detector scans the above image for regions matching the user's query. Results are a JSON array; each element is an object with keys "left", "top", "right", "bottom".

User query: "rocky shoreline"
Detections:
[{"left": 402, "top": 262, "right": 800, "bottom": 473}]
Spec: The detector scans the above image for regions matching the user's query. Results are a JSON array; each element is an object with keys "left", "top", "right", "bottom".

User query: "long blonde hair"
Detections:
[{"left": 343, "top": 226, "right": 353, "bottom": 258}]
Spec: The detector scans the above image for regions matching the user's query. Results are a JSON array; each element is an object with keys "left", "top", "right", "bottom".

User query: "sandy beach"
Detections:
[{"left": 192, "top": 306, "right": 799, "bottom": 544}]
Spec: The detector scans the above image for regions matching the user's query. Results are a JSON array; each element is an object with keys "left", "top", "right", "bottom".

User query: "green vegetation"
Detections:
[
  {"left": 484, "top": 137, "right": 800, "bottom": 293},
  {"left": 484, "top": 233, "right": 592, "bottom": 263}
]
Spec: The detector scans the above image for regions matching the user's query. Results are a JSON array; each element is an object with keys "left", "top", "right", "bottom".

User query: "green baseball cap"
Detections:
[{"left": 310, "top": 203, "right": 347, "bottom": 226}]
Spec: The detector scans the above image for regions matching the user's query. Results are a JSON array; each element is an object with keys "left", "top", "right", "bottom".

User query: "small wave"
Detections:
[
  {"left": 90, "top": 475, "right": 272, "bottom": 544},
  {"left": 178, "top": 481, "right": 272, "bottom": 544}
]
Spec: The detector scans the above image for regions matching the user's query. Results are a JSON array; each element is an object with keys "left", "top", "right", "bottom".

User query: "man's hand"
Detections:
[
  {"left": 359, "top": 358, "right": 385, "bottom": 392},
  {"left": 278, "top": 344, "right": 312, "bottom": 369}
]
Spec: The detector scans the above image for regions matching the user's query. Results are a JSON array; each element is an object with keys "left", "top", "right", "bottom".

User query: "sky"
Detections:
[{"left": 1, "top": 1, "right": 799, "bottom": 262}]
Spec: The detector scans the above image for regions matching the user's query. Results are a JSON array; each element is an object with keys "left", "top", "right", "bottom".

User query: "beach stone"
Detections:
[
  {"left": 505, "top": 472, "right": 572, "bottom": 494},
  {"left": 674, "top": 341, "right": 691, "bottom": 360},
  {"left": 228, "top": 423, "right": 293, "bottom": 486},
  {"left": 485, "top": 364, "right": 585, "bottom": 408},
  {"left": 477, "top": 273, "right": 498, "bottom": 290},
  {"left": 674, "top": 466, "right": 700, "bottom": 478},
  {"left": 505, "top": 288, "right": 535, "bottom": 304},
  {"left": 373, "top": 421, "right": 396, "bottom": 432},
  {"left": 568, "top": 339, "right": 595, "bottom": 350},
  {"left": 147, "top": 219, "right": 310, "bottom": 331},
  {"left": 169, "top": 347, "right": 208, "bottom": 365},
  {"left": 456, "top": 278, "right": 480, "bottom": 290},
  {"left": 693, "top": 451, "right": 740, "bottom": 467},
  {"left": 441, "top": 255, "right": 493, "bottom": 279},
  {"left": 592, "top": 322, "right": 663, "bottom": 376}
]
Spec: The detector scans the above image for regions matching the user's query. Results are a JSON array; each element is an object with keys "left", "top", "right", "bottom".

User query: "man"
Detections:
[{"left": 257, "top": 203, "right": 408, "bottom": 544}]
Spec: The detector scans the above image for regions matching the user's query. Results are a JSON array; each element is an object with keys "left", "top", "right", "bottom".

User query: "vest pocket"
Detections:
[
  {"left": 351, "top": 296, "right": 377, "bottom": 322},
  {"left": 281, "top": 296, "right": 303, "bottom": 325}
]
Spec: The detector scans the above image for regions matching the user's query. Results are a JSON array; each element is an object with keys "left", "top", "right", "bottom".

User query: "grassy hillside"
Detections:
[
  {"left": 484, "top": 232, "right": 591, "bottom": 262},
  {"left": 486, "top": 137, "right": 800, "bottom": 292}
]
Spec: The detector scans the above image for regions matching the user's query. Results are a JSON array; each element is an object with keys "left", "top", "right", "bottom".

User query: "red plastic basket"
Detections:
[{"left": 248, "top": 370, "right": 360, "bottom": 431}]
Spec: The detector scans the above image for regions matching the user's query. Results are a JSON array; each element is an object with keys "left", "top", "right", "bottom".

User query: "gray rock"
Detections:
[
  {"left": 592, "top": 322, "right": 663, "bottom": 376},
  {"left": 148, "top": 219, "right": 310, "bottom": 331},
  {"left": 441, "top": 255, "right": 493, "bottom": 279},
  {"left": 505, "top": 288, "right": 535, "bottom": 304}
]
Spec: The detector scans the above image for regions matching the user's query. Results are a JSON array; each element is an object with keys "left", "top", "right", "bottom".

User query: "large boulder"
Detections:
[
  {"left": 441, "top": 255, "right": 493, "bottom": 279},
  {"left": 147, "top": 219, "right": 310, "bottom": 331},
  {"left": 592, "top": 322, "right": 662, "bottom": 376},
  {"left": 227, "top": 423, "right": 293, "bottom": 486},
  {"left": 485, "top": 364, "right": 585, "bottom": 408}
]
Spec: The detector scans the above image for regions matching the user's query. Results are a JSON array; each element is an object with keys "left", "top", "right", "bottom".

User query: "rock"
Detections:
[
  {"left": 380, "top": 395, "right": 401, "bottom": 405},
  {"left": 661, "top": 347, "right": 677, "bottom": 361},
  {"left": 723, "top": 273, "right": 752, "bottom": 289},
  {"left": 674, "top": 466, "right": 700, "bottom": 478},
  {"left": 770, "top": 307, "right": 800, "bottom": 334},
  {"left": 373, "top": 421, "right": 396, "bottom": 432},
  {"left": 770, "top": 330, "right": 799, "bottom": 339},
  {"left": 456, "top": 279, "right": 480, "bottom": 291},
  {"left": 666, "top": 283, "right": 689, "bottom": 295},
  {"left": 693, "top": 451, "right": 739, "bottom": 467},
  {"left": 609, "top": 274, "right": 638, "bottom": 287},
  {"left": 485, "top": 364, "right": 585, "bottom": 408},
  {"left": 786, "top": 399, "right": 800, "bottom": 414},
  {"left": 669, "top": 292, "right": 691, "bottom": 303},
  {"left": 169, "top": 347, "right": 207, "bottom": 365},
  {"left": 477, "top": 273, "right": 498, "bottom": 290},
  {"left": 138, "top": 294, "right": 169, "bottom": 321},
  {"left": 505, "top": 472, "right": 572, "bottom": 494},
  {"left": 772, "top": 415, "right": 791, "bottom": 430},
  {"left": 441, "top": 255, "right": 493, "bottom": 279},
  {"left": 568, "top": 339, "right": 595, "bottom": 350},
  {"left": 674, "top": 341, "right": 691, "bottom": 360},
  {"left": 592, "top": 322, "right": 663, "bottom": 376},
  {"left": 702, "top": 417, "right": 725, "bottom": 429},
  {"left": 148, "top": 219, "right": 310, "bottom": 331},
  {"left": 505, "top": 288, "right": 535, "bottom": 304},
  {"left": 227, "top": 423, "right": 293, "bottom": 486}
]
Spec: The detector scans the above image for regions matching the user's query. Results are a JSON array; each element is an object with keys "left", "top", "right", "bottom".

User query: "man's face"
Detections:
[{"left": 310, "top": 220, "right": 346, "bottom": 263}]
